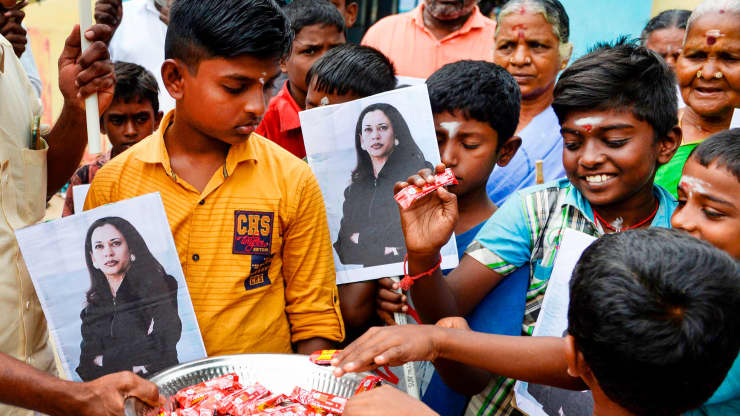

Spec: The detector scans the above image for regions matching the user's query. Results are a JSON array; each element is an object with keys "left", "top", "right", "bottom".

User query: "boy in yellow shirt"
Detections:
[{"left": 85, "top": 0, "right": 344, "bottom": 356}]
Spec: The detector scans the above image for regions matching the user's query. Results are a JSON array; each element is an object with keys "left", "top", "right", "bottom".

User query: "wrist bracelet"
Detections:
[{"left": 399, "top": 254, "right": 442, "bottom": 291}]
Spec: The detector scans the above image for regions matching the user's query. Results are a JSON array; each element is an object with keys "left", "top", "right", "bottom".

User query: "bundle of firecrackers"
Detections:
[
  {"left": 393, "top": 168, "right": 458, "bottom": 209},
  {"left": 158, "top": 351, "right": 382, "bottom": 416}
]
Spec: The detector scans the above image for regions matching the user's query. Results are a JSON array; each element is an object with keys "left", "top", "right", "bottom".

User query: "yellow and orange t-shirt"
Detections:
[{"left": 85, "top": 111, "right": 344, "bottom": 356}]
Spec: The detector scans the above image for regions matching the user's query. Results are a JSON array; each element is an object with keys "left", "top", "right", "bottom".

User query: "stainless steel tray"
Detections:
[{"left": 125, "top": 354, "right": 367, "bottom": 415}]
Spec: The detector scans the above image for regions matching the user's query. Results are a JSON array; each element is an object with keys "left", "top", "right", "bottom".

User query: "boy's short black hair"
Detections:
[
  {"left": 305, "top": 43, "right": 396, "bottom": 97},
  {"left": 165, "top": 0, "right": 292, "bottom": 72},
  {"left": 568, "top": 228, "right": 740, "bottom": 416},
  {"left": 426, "top": 60, "right": 521, "bottom": 149},
  {"left": 552, "top": 37, "right": 677, "bottom": 139},
  {"left": 283, "top": 0, "right": 345, "bottom": 38},
  {"left": 690, "top": 128, "right": 740, "bottom": 181},
  {"left": 112, "top": 61, "right": 159, "bottom": 114}
]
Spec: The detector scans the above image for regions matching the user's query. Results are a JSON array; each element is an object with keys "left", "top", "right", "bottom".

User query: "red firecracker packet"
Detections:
[
  {"left": 174, "top": 373, "right": 240, "bottom": 408},
  {"left": 393, "top": 168, "right": 457, "bottom": 209},
  {"left": 257, "top": 403, "right": 316, "bottom": 415},
  {"left": 309, "top": 350, "right": 339, "bottom": 366},
  {"left": 219, "top": 383, "right": 270, "bottom": 415},
  {"left": 289, "top": 386, "right": 313, "bottom": 406},
  {"left": 354, "top": 375, "right": 383, "bottom": 394},
  {"left": 307, "top": 390, "right": 347, "bottom": 414},
  {"left": 251, "top": 392, "right": 288, "bottom": 412}
]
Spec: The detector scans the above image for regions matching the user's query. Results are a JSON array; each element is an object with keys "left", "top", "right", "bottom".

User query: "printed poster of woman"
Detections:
[
  {"left": 15, "top": 193, "right": 206, "bottom": 381},
  {"left": 300, "top": 85, "right": 459, "bottom": 284}
]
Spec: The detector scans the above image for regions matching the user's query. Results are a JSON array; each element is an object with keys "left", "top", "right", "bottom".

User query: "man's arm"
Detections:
[
  {"left": 284, "top": 169, "right": 345, "bottom": 352},
  {"left": 0, "top": 352, "right": 161, "bottom": 416},
  {"left": 46, "top": 24, "right": 115, "bottom": 197}
]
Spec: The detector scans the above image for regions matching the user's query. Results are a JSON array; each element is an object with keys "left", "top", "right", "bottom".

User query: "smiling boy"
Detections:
[
  {"left": 256, "top": 0, "right": 345, "bottom": 159},
  {"left": 85, "top": 0, "right": 344, "bottom": 356},
  {"left": 390, "top": 40, "right": 680, "bottom": 414}
]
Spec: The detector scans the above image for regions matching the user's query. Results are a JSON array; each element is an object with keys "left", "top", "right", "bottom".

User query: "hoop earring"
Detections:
[{"left": 130, "top": 254, "right": 136, "bottom": 262}]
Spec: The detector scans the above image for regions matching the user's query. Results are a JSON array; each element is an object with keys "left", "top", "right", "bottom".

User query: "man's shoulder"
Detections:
[{"left": 363, "top": 10, "right": 415, "bottom": 38}]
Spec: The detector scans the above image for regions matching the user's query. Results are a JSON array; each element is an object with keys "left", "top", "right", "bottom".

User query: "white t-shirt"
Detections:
[{"left": 109, "top": 0, "right": 174, "bottom": 113}]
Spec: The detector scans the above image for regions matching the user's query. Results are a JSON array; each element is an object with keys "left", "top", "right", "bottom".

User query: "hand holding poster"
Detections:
[
  {"left": 300, "top": 85, "right": 458, "bottom": 284},
  {"left": 514, "top": 229, "right": 596, "bottom": 416},
  {"left": 16, "top": 193, "right": 206, "bottom": 381}
]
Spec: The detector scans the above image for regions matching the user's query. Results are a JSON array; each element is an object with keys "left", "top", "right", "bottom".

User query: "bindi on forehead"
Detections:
[
  {"left": 705, "top": 29, "right": 725, "bottom": 45},
  {"left": 574, "top": 116, "right": 603, "bottom": 133}
]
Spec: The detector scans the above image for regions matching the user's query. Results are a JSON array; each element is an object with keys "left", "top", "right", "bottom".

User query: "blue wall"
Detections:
[{"left": 551, "top": 0, "right": 654, "bottom": 60}]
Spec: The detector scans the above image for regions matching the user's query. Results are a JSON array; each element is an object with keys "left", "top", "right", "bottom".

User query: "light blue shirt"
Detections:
[{"left": 486, "top": 106, "right": 566, "bottom": 206}]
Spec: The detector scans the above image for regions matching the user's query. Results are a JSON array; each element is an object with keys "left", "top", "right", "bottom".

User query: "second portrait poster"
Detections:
[{"left": 301, "top": 85, "right": 458, "bottom": 284}]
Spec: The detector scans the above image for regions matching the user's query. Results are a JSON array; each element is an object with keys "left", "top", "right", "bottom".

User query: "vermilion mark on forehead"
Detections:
[
  {"left": 583, "top": 125, "right": 593, "bottom": 133},
  {"left": 519, "top": 5, "right": 526, "bottom": 14},
  {"left": 707, "top": 36, "right": 717, "bottom": 45},
  {"left": 719, "top": 9, "right": 725, "bottom": 13}
]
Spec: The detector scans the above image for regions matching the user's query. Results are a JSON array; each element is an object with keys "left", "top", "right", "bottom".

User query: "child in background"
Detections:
[
  {"left": 63, "top": 61, "right": 162, "bottom": 217},
  {"left": 256, "top": 0, "right": 345, "bottom": 159},
  {"left": 391, "top": 39, "right": 681, "bottom": 414},
  {"left": 328, "top": 0, "right": 359, "bottom": 28},
  {"left": 86, "top": 0, "right": 344, "bottom": 356},
  {"left": 335, "top": 228, "right": 740, "bottom": 416},
  {"left": 302, "top": 43, "right": 398, "bottom": 343},
  {"left": 672, "top": 128, "right": 740, "bottom": 415}
]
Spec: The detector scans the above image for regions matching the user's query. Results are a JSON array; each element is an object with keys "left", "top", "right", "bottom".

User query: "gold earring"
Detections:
[
  {"left": 696, "top": 70, "right": 703, "bottom": 79},
  {"left": 714, "top": 72, "right": 723, "bottom": 79}
]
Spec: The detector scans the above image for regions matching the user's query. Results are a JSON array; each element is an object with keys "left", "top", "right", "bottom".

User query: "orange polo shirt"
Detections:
[
  {"left": 361, "top": 5, "right": 495, "bottom": 78},
  {"left": 85, "top": 111, "right": 344, "bottom": 356},
  {"left": 256, "top": 82, "right": 306, "bottom": 159}
]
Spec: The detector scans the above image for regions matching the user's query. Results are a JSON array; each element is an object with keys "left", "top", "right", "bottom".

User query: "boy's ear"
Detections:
[
  {"left": 495, "top": 136, "right": 522, "bottom": 168},
  {"left": 345, "top": 2, "right": 359, "bottom": 28},
  {"left": 565, "top": 335, "right": 594, "bottom": 386},
  {"left": 162, "top": 59, "right": 186, "bottom": 100},
  {"left": 280, "top": 56, "right": 289, "bottom": 74},
  {"left": 657, "top": 125, "right": 682, "bottom": 165}
]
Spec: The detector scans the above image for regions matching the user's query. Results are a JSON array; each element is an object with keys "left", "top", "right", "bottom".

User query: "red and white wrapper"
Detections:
[{"left": 393, "top": 168, "right": 457, "bottom": 209}]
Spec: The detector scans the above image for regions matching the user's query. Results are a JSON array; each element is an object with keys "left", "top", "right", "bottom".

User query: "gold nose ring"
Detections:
[
  {"left": 525, "top": 57, "right": 532, "bottom": 64},
  {"left": 714, "top": 72, "right": 723, "bottom": 79},
  {"left": 696, "top": 70, "right": 703, "bottom": 79}
]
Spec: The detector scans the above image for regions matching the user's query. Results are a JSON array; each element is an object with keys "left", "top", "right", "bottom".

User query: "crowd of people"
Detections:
[{"left": 0, "top": 0, "right": 738, "bottom": 415}]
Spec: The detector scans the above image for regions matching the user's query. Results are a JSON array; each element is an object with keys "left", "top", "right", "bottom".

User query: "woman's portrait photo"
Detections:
[
  {"left": 333, "top": 103, "right": 433, "bottom": 267},
  {"left": 301, "top": 85, "right": 459, "bottom": 284},
  {"left": 77, "top": 217, "right": 182, "bottom": 381},
  {"left": 15, "top": 193, "right": 206, "bottom": 381}
]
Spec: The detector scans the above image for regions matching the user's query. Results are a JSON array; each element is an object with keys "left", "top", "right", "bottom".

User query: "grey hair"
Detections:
[
  {"left": 495, "top": 0, "right": 573, "bottom": 60},
  {"left": 683, "top": 0, "right": 740, "bottom": 45}
]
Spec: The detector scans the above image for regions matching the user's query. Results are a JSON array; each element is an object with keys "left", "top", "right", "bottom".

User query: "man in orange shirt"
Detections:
[
  {"left": 86, "top": 0, "right": 344, "bottom": 356},
  {"left": 361, "top": 0, "right": 495, "bottom": 78}
]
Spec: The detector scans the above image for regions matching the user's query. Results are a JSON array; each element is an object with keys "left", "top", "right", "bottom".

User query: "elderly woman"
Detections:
[
  {"left": 485, "top": 0, "right": 572, "bottom": 206},
  {"left": 641, "top": 9, "right": 692, "bottom": 72},
  {"left": 654, "top": 0, "right": 740, "bottom": 198}
]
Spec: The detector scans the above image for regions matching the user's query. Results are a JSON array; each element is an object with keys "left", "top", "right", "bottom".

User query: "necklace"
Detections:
[{"left": 593, "top": 201, "right": 659, "bottom": 232}]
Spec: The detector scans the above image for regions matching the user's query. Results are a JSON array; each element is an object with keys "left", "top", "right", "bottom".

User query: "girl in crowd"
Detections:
[
  {"left": 334, "top": 103, "right": 431, "bottom": 268},
  {"left": 655, "top": 0, "right": 740, "bottom": 197},
  {"left": 486, "top": 0, "right": 572, "bottom": 205},
  {"left": 76, "top": 217, "right": 181, "bottom": 381},
  {"left": 641, "top": 9, "right": 691, "bottom": 72}
]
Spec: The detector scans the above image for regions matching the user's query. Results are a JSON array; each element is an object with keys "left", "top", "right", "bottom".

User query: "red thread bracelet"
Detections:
[{"left": 399, "top": 254, "right": 442, "bottom": 291}]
